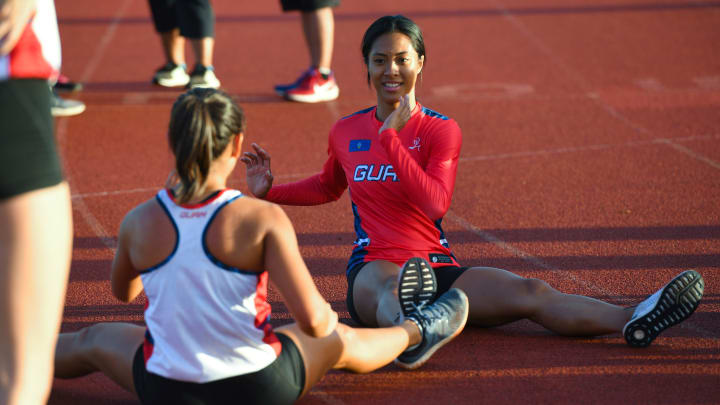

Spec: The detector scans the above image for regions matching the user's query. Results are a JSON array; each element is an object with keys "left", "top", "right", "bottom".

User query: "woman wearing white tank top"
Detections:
[{"left": 52, "top": 88, "right": 469, "bottom": 405}]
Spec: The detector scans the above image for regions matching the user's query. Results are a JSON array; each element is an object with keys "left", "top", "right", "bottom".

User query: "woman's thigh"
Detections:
[
  {"left": 86, "top": 323, "right": 146, "bottom": 394},
  {"left": 350, "top": 260, "right": 401, "bottom": 327}
]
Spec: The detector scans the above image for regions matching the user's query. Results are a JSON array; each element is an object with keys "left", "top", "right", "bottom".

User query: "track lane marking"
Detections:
[{"left": 490, "top": 0, "right": 720, "bottom": 172}]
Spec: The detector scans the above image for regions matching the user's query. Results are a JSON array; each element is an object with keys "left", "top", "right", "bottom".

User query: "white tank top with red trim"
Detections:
[
  {"left": 0, "top": 0, "right": 61, "bottom": 81},
  {"left": 140, "top": 188, "right": 281, "bottom": 383}
]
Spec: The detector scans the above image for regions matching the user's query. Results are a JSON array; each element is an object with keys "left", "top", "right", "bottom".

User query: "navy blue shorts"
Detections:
[
  {"left": 148, "top": 0, "right": 214, "bottom": 38},
  {"left": 345, "top": 260, "right": 469, "bottom": 326},
  {"left": 132, "top": 333, "right": 305, "bottom": 405},
  {"left": 280, "top": 0, "right": 339, "bottom": 12}
]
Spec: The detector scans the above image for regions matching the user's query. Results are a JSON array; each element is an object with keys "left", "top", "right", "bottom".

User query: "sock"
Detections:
[{"left": 317, "top": 66, "right": 332, "bottom": 80}]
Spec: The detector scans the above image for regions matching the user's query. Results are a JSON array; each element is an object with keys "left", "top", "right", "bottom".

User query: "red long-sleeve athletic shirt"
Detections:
[{"left": 265, "top": 104, "right": 463, "bottom": 272}]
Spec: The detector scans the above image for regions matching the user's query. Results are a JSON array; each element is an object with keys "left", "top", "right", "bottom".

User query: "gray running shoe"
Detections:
[
  {"left": 395, "top": 288, "right": 469, "bottom": 370},
  {"left": 152, "top": 62, "right": 190, "bottom": 87},
  {"left": 51, "top": 90, "right": 86, "bottom": 117},
  {"left": 188, "top": 64, "right": 220, "bottom": 89},
  {"left": 623, "top": 270, "right": 704, "bottom": 348},
  {"left": 398, "top": 257, "right": 437, "bottom": 317}
]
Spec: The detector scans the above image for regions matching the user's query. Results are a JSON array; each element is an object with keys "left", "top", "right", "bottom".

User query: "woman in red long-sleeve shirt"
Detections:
[{"left": 243, "top": 15, "right": 704, "bottom": 348}]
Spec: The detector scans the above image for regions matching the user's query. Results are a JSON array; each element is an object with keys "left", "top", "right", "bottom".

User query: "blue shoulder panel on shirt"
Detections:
[
  {"left": 341, "top": 106, "right": 375, "bottom": 120},
  {"left": 421, "top": 106, "right": 449, "bottom": 120}
]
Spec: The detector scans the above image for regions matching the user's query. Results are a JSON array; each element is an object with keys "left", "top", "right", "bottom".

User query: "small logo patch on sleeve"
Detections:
[
  {"left": 349, "top": 139, "right": 371, "bottom": 152},
  {"left": 428, "top": 253, "right": 454, "bottom": 264}
]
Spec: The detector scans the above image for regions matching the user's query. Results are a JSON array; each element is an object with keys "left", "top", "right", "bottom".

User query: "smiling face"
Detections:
[{"left": 367, "top": 32, "right": 424, "bottom": 112}]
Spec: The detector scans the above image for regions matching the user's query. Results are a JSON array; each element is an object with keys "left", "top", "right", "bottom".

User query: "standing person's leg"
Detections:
[
  {"left": 54, "top": 323, "right": 146, "bottom": 394},
  {"left": 160, "top": 29, "right": 185, "bottom": 66},
  {"left": 300, "top": 6, "right": 334, "bottom": 72},
  {"left": 276, "top": 0, "right": 340, "bottom": 102},
  {"left": 148, "top": 0, "right": 190, "bottom": 87},
  {"left": 0, "top": 79, "right": 73, "bottom": 405},
  {"left": 178, "top": 0, "right": 220, "bottom": 89}
]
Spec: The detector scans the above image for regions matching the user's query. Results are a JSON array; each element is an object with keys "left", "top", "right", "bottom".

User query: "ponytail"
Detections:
[{"left": 167, "top": 88, "right": 246, "bottom": 204}]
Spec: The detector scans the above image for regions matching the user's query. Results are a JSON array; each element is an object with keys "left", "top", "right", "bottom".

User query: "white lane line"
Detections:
[
  {"left": 654, "top": 139, "right": 720, "bottom": 170},
  {"left": 444, "top": 210, "right": 717, "bottom": 338},
  {"left": 490, "top": 0, "right": 720, "bottom": 172},
  {"left": 76, "top": 0, "right": 135, "bottom": 85},
  {"left": 56, "top": 0, "right": 135, "bottom": 251},
  {"left": 460, "top": 134, "right": 720, "bottom": 162},
  {"left": 69, "top": 135, "right": 720, "bottom": 200}
]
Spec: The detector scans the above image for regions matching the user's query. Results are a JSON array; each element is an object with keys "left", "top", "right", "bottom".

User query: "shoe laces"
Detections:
[{"left": 407, "top": 300, "right": 438, "bottom": 337}]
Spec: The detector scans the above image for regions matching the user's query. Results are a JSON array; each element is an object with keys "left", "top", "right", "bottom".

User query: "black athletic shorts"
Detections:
[
  {"left": 132, "top": 333, "right": 305, "bottom": 405},
  {"left": 345, "top": 260, "right": 469, "bottom": 326},
  {"left": 280, "top": 0, "right": 340, "bottom": 12},
  {"left": 148, "top": 0, "right": 215, "bottom": 38},
  {"left": 0, "top": 79, "right": 63, "bottom": 199}
]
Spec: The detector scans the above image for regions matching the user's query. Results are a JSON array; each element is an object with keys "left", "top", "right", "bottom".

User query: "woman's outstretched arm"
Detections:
[{"left": 261, "top": 203, "right": 338, "bottom": 338}]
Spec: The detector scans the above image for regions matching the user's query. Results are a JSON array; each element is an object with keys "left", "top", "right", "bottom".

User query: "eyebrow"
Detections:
[{"left": 372, "top": 51, "right": 410, "bottom": 57}]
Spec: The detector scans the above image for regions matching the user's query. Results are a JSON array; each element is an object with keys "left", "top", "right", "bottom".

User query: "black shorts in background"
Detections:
[
  {"left": 280, "top": 0, "right": 340, "bottom": 12},
  {"left": 132, "top": 333, "right": 305, "bottom": 405},
  {"left": 0, "top": 79, "right": 63, "bottom": 199}
]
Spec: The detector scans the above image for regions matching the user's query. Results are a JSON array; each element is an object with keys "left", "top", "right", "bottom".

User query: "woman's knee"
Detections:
[{"left": 520, "top": 278, "right": 554, "bottom": 301}]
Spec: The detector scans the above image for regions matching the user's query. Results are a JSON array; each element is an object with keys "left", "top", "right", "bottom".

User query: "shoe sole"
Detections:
[
  {"left": 284, "top": 86, "right": 339, "bottom": 103},
  {"left": 153, "top": 77, "right": 190, "bottom": 88},
  {"left": 398, "top": 257, "right": 437, "bottom": 317},
  {"left": 394, "top": 289, "right": 469, "bottom": 370},
  {"left": 624, "top": 270, "right": 704, "bottom": 348},
  {"left": 51, "top": 104, "right": 86, "bottom": 117}
]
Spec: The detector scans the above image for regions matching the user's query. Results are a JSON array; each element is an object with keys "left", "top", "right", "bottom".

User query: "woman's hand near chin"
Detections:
[{"left": 379, "top": 94, "right": 413, "bottom": 134}]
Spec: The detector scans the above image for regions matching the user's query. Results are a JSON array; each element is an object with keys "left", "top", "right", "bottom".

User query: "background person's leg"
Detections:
[{"left": 300, "top": 7, "right": 334, "bottom": 71}]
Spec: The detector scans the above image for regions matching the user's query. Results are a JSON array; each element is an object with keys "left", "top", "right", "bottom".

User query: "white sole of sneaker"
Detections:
[
  {"left": 623, "top": 270, "right": 704, "bottom": 348},
  {"left": 398, "top": 257, "right": 437, "bottom": 317},
  {"left": 153, "top": 77, "right": 190, "bottom": 88},
  {"left": 51, "top": 103, "right": 86, "bottom": 117},
  {"left": 284, "top": 86, "right": 339, "bottom": 103},
  {"left": 394, "top": 289, "right": 469, "bottom": 370}
]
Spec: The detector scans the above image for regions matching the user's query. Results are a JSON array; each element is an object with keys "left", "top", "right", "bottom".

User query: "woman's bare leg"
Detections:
[
  {"left": 300, "top": 7, "right": 334, "bottom": 70},
  {"left": 452, "top": 267, "right": 634, "bottom": 335},
  {"left": 189, "top": 37, "right": 214, "bottom": 67},
  {"left": 0, "top": 183, "right": 72, "bottom": 405},
  {"left": 54, "top": 323, "right": 146, "bottom": 394},
  {"left": 276, "top": 321, "right": 419, "bottom": 397},
  {"left": 160, "top": 28, "right": 185, "bottom": 65}
]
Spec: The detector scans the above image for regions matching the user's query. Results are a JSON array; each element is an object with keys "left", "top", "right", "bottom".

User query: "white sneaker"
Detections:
[
  {"left": 152, "top": 62, "right": 190, "bottom": 87},
  {"left": 51, "top": 90, "right": 86, "bottom": 117},
  {"left": 188, "top": 64, "right": 220, "bottom": 89},
  {"left": 623, "top": 270, "right": 704, "bottom": 347}
]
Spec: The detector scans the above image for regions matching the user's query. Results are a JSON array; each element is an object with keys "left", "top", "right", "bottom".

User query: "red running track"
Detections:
[{"left": 49, "top": 0, "right": 719, "bottom": 404}]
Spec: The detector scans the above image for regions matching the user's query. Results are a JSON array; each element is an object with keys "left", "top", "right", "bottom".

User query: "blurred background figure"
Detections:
[
  {"left": 147, "top": 0, "right": 220, "bottom": 89},
  {"left": 274, "top": 0, "right": 340, "bottom": 103}
]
